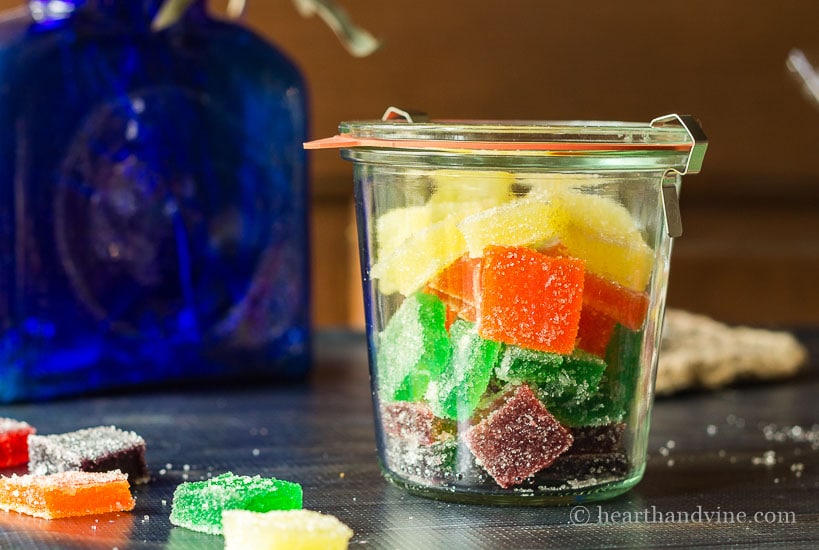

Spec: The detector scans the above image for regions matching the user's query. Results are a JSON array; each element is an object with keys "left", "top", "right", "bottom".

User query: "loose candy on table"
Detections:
[
  {"left": 0, "top": 418, "right": 35, "bottom": 468},
  {"left": 425, "top": 320, "right": 502, "bottom": 421},
  {"left": 370, "top": 216, "right": 468, "bottom": 296},
  {"left": 28, "top": 425, "right": 149, "bottom": 484},
  {"left": 170, "top": 472, "right": 303, "bottom": 535},
  {"left": 477, "top": 245, "right": 585, "bottom": 355},
  {"left": 0, "top": 470, "right": 134, "bottom": 519},
  {"left": 464, "top": 384, "right": 573, "bottom": 488},
  {"left": 223, "top": 509, "right": 354, "bottom": 550},
  {"left": 381, "top": 402, "right": 452, "bottom": 446},
  {"left": 376, "top": 292, "right": 451, "bottom": 402}
]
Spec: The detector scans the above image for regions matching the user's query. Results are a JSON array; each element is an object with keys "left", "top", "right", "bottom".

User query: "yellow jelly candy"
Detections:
[
  {"left": 222, "top": 509, "right": 354, "bottom": 550},
  {"left": 553, "top": 190, "right": 654, "bottom": 291},
  {"left": 458, "top": 197, "right": 568, "bottom": 258},
  {"left": 429, "top": 169, "right": 514, "bottom": 205},
  {"left": 371, "top": 217, "right": 467, "bottom": 296}
]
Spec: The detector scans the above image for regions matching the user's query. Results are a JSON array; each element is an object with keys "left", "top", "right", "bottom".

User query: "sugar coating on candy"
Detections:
[
  {"left": 428, "top": 169, "right": 514, "bottom": 205},
  {"left": 457, "top": 197, "right": 567, "bottom": 258},
  {"left": 566, "top": 423, "right": 626, "bottom": 455},
  {"left": 371, "top": 216, "right": 467, "bottom": 296},
  {"left": 28, "top": 425, "right": 149, "bottom": 484},
  {"left": 222, "top": 509, "right": 354, "bottom": 550},
  {"left": 582, "top": 273, "right": 649, "bottom": 331},
  {"left": 477, "top": 246, "right": 585, "bottom": 354},
  {"left": 376, "top": 293, "right": 451, "bottom": 402},
  {"left": 170, "top": 472, "right": 303, "bottom": 535},
  {"left": 425, "top": 255, "right": 481, "bottom": 324},
  {"left": 384, "top": 437, "right": 458, "bottom": 484},
  {"left": 463, "top": 384, "right": 573, "bottom": 488},
  {"left": 381, "top": 402, "right": 452, "bottom": 446},
  {"left": 0, "top": 418, "right": 36, "bottom": 468},
  {"left": 551, "top": 190, "right": 654, "bottom": 292},
  {"left": 498, "top": 347, "right": 605, "bottom": 408},
  {"left": 576, "top": 307, "right": 618, "bottom": 357},
  {"left": 425, "top": 320, "right": 502, "bottom": 421},
  {"left": 0, "top": 470, "right": 134, "bottom": 519}
]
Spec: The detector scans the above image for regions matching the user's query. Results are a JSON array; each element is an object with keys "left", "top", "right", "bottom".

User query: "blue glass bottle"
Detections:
[{"left": 0, "top": 0, "right": 311, "bottom": 401}]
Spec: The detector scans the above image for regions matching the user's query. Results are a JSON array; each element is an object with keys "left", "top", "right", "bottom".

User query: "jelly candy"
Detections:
[
  {"left": 576, "top": 307, "right": 618, "bottom": 358},
  {"left": 222, "top": 509, "right": 353, "bottom": 550},
  {"left": 477, "top": 245, "right": 585, "bottom": 354},
  {"left": 376, "top": 293, "right": 451, "bottom": 402},
  {"left": 170, "top": 472, "right": 302, "bottom": 535},
  {"left": 371, "top": 217, "right": 467, "bottom": 296},
  {"left": 0, "top": 418, "right": 35, "bottom": 468},
  {"left": 0, "top": 471, "right": 134, "bottom": 519},
  {"left": 428, "top": 169, "right": 514, "bottom": 205},
  {"left": 583, "top": 273, "right": 649, "bottom": 331},
  {"left": 28, "top": 425, "right": 149, "bottom": 484},
  {"left": 425, "top": 255, "right": 481, "bottom": 324},
  {"left": 222, "top": 509, "right": 354, "bottom": 550},
  {"left": 458, "top": 197, "right": 566, "bottom": 258},
  {"left": 425, "top": 320, "right": 502, "bottom": 421},
  {"left": 497, "top": 347, "right": 606, "bottom": 408},
  {"left": 463, "top": 384, "right": 573, "bottom": 488},
  {"left": 380, "top": 402, "right": 452, "bottom": 445},
  {"left": 384, "top": 438, "right": 458, "bottom": 484}
]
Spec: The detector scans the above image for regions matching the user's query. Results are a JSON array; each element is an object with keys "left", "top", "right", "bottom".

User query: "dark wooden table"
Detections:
[{"left": 0, "top": 330, "right": 817, "bottom": 549}]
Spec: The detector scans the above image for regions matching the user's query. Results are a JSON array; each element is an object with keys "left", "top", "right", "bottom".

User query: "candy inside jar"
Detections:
[{"left": 306, "top": 112, "right": 707, "bottom": 504}]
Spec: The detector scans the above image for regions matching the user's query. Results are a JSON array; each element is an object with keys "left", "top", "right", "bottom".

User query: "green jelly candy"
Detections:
[
  {"left": 498, "top": 346, "right": 605, "bottom": 408},
  {"left": 169, "top": 472, "right": 302, "bottom": 535},
  {"left": 426, "top": 320, "right": 502, "bottom": 421},
  {"left": 377, "top": 292, "right": 451, "bottom": 401}
]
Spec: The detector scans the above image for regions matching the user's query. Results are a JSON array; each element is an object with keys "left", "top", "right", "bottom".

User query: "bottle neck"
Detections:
[{"left": 28, "top": 0, "right": 205, "bottom": 27}]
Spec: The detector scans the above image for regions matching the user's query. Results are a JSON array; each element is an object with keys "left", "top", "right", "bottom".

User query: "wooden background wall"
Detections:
[{"left": 3, "top": 0, "right": 818, "bottom": 326}]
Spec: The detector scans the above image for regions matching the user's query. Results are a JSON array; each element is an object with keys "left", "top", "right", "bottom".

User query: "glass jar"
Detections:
[
  {"left": 0, "top": 0, "right": 311, "bottom": 402},
  {"left": 308, "top": 110, "right": 706, "bottom": 504}
]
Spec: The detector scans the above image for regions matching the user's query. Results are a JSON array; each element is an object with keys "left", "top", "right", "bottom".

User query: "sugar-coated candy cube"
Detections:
[
  {"left": 170, "top": 472, "right": 302, "bottom": 535},
  {"left": 0, "top": 471, "right": 134, "bottom": 519},
  {"left": 381, "top": 402, "right": 452, "bottom": 445},
  {"left": 222, "top": 509, "right": 354, "bottom": 550},
  {"left": 425, "top": 255, "right": 481, "bottom": 324},
  {"left": 0, "top": 418, "right": 35, "bottom": 468},
  {"left": 28, "top": 425, "right": 149, "bottom": 484},
  {"left": 426, "top": 320, "right": 502, "bottom": 421},
  {"left": 377, "top": 293, "right": 451, "bottom": 402},
  {"left": 477, "top": 246, "right": 585, "bottom": 354},
  {"left": 583, "top": 273, "right": 649, "bottom": 330},
  {"left": 458, "top": 197, "right": 567, "bottom": 258},
  {"left": 428, "top": 169, "right": 514, "bottom": 205},
  {"left": 576, "top": 307, "right": 618, "bottom": 358},
  {"left": 371, "top": 216, "right": 467, "bottom": 296},
  {"left": 552, "top": 191, "right": 654, "bottom": 291},
  {"left": 384, "top": 437, "right": 458, "bottom": 484},
  {"left": 463, "top": 384, "right": 573, "bottom": 488},
  {"left": 497, "top": 347, "right": 606, "bottom": 408}
]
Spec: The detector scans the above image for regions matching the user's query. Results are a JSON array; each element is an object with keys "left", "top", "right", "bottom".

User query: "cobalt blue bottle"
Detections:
[{"left": 0, "top": 0, "right": 311, "bottom": 401}]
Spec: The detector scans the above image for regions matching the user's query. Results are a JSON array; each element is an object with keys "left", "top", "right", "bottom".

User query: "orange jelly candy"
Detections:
[
  {"left": 583, "top": 273, "right": 649, "bottom": 331},
  {"left": 426, "top": 255, "right": 481, "bottom": 324},
  {"left": 477, "top": 246, "right": 585, "bottom": 354},
  {"left": 0, "top": 471, "right": 135, "bottom": 519}
]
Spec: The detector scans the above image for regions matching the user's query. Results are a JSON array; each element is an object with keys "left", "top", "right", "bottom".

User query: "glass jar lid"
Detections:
[{"left": 305, "top": 108, "right": 707, "bottom": 174}]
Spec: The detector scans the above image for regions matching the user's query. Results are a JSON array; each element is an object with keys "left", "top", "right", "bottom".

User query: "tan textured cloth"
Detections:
[{"left": 656, "top": 309, "right": 809, "bottom": 395}]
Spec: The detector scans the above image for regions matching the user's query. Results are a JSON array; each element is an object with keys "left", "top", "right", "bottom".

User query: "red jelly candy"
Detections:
[
  {"left": 582, "top": 273, "right": 649, "bottom": 331},
  {"left": 464, "top": 384, "right": 573, "bottom": 488},
  {"left": 0, "top": 418, "right": 35, "bottom": 468},
  {"left": 381, "top": 402, "right": 451, "bottom": 446},
  {"left": 576, "top": 307, "right": 617, "bottom": 358},
  {"left": 477, "top": 246, "right": 584, "bottom": 354}
]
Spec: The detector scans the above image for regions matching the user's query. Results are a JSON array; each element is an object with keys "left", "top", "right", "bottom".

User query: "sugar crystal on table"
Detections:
[
  {"left": 0, "top": 470, "right": 134, "bottom": 519},
  {"left": 377, "top": 292, "right": 451, "bottom": 402},
  {"left": 425, "top": 319, "right": 502, "bottom": 421},
  {"left": 463, "top": 384, "right": 573, "bottom": 488},
  {"left": 477, "top": 245, "right": 585, "bottom": 354},
  {"left": 28, "top": 425, "right": 149, "bottom": 484},
  {"left": 222, "top": 509, "right": 354, "bottom": 550},
  {"left": 170, "top": 472, "right": 302, "bottom": 535},
  {"left": 0, "top": 418, "right": 35, "bottom": 468}
]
